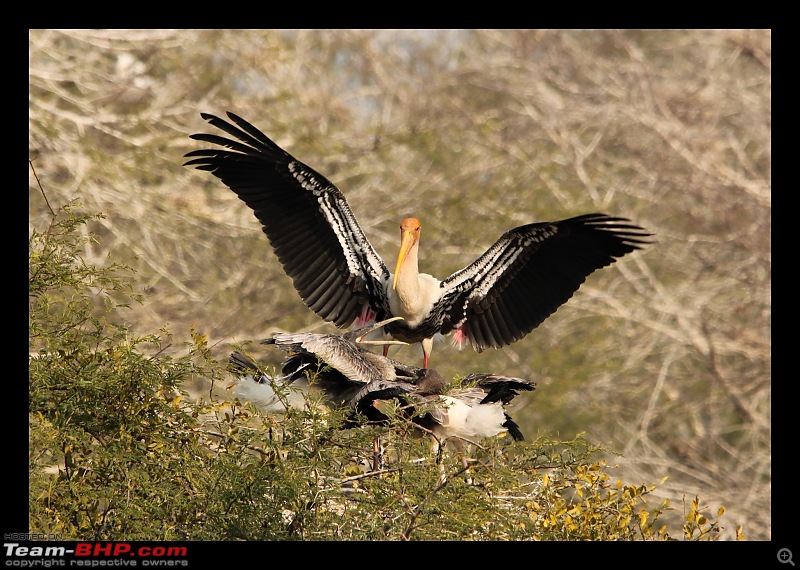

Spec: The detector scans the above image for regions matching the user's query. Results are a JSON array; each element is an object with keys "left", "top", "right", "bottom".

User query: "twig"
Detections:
[{"left": 30, "top": 159, "right": 56, "bottom": 218}]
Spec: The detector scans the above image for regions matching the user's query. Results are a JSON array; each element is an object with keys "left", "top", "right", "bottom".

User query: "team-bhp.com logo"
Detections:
[{"left": 4, "top": 542, "right": 189, "bottom": 566}]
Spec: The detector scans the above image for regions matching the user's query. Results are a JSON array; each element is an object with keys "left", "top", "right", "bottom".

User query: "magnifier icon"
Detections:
[{"left": 779, "top": 549, "right": 795, "bottom": 566}]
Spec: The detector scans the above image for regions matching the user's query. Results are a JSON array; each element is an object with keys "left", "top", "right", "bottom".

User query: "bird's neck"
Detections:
[
  {"left": 393, "top": 244, "right": 422, "bottom": 310},
  {"left": 388, "top": 242, "right": 442, "bottom": 329}
]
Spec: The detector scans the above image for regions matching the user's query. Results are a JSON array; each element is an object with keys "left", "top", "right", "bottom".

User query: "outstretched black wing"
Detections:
[
  {"left": 185, "top": 112, "right": 390, "bottom": 327},
  {"left": 438, "top": 213, "right": 651, "bottom": 352},
  {"left": 460, "top": 373, "right": 537, "bottom": 404}
]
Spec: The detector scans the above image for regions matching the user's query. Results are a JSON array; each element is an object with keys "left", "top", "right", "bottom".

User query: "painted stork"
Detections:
[
  {"left": 230, "top": 318, "right": 536, "bottom": 448},
  {"left": 186, "top": 112, "right": 651, "bottom": 368},
  {"left": 230, "top": 318, "right": 411, "bottom": 413}
]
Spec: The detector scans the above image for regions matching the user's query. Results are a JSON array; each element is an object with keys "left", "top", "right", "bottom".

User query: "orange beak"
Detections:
[{"left": 392, "top": 228, "right": 417, "bottom": 290}]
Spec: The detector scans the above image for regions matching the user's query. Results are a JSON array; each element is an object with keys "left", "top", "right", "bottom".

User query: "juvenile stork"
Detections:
[
  {"left": 230, "top": 319, "right": 537, "bottom": 451},
  {"left": 186, "top": 112, "right": 651, "bottom": 368}
]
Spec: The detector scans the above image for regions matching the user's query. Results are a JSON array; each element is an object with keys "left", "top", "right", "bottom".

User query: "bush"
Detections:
[{"left": 29, "top": 180, "right": 736, "bottom": 540}]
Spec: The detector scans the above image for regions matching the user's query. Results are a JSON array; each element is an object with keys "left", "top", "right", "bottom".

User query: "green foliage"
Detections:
[{"left": 29, "top": 186, "right": 731, "bottom": 540}]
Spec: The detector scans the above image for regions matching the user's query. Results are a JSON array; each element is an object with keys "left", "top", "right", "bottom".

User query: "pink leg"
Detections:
[{"left": 422, "top": 338, "right": 433, "bottom": 369}]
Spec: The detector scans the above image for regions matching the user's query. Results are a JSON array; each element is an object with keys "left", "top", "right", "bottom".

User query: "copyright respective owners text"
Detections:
[{"left": 4, "top": 539, "right": 190, "bottom": 567}]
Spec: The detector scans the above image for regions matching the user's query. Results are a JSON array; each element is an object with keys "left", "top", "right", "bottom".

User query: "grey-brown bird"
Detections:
[{"left": 230, "top": 319, "right": 536, "bottom": 446}]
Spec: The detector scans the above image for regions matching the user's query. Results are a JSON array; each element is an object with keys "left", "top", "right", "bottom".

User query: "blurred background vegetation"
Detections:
[{"left": 29, "top": 29, "right": 770, "bottom": 540}]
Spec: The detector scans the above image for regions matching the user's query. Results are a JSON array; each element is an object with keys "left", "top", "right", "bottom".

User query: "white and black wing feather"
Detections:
[
  {"left": 460, "top": 373, "right": 537, "bottom": 404},
  {"left": 184, "top": 112, "right": 390, "bottom": 328},
  {"left": 439, "top": 213, "right": 651, "bottom": 352}
]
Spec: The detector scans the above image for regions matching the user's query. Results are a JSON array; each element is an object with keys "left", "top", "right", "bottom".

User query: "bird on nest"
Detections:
[{"left": 230, "top": 318, "right": 537, "bottom": 457}]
